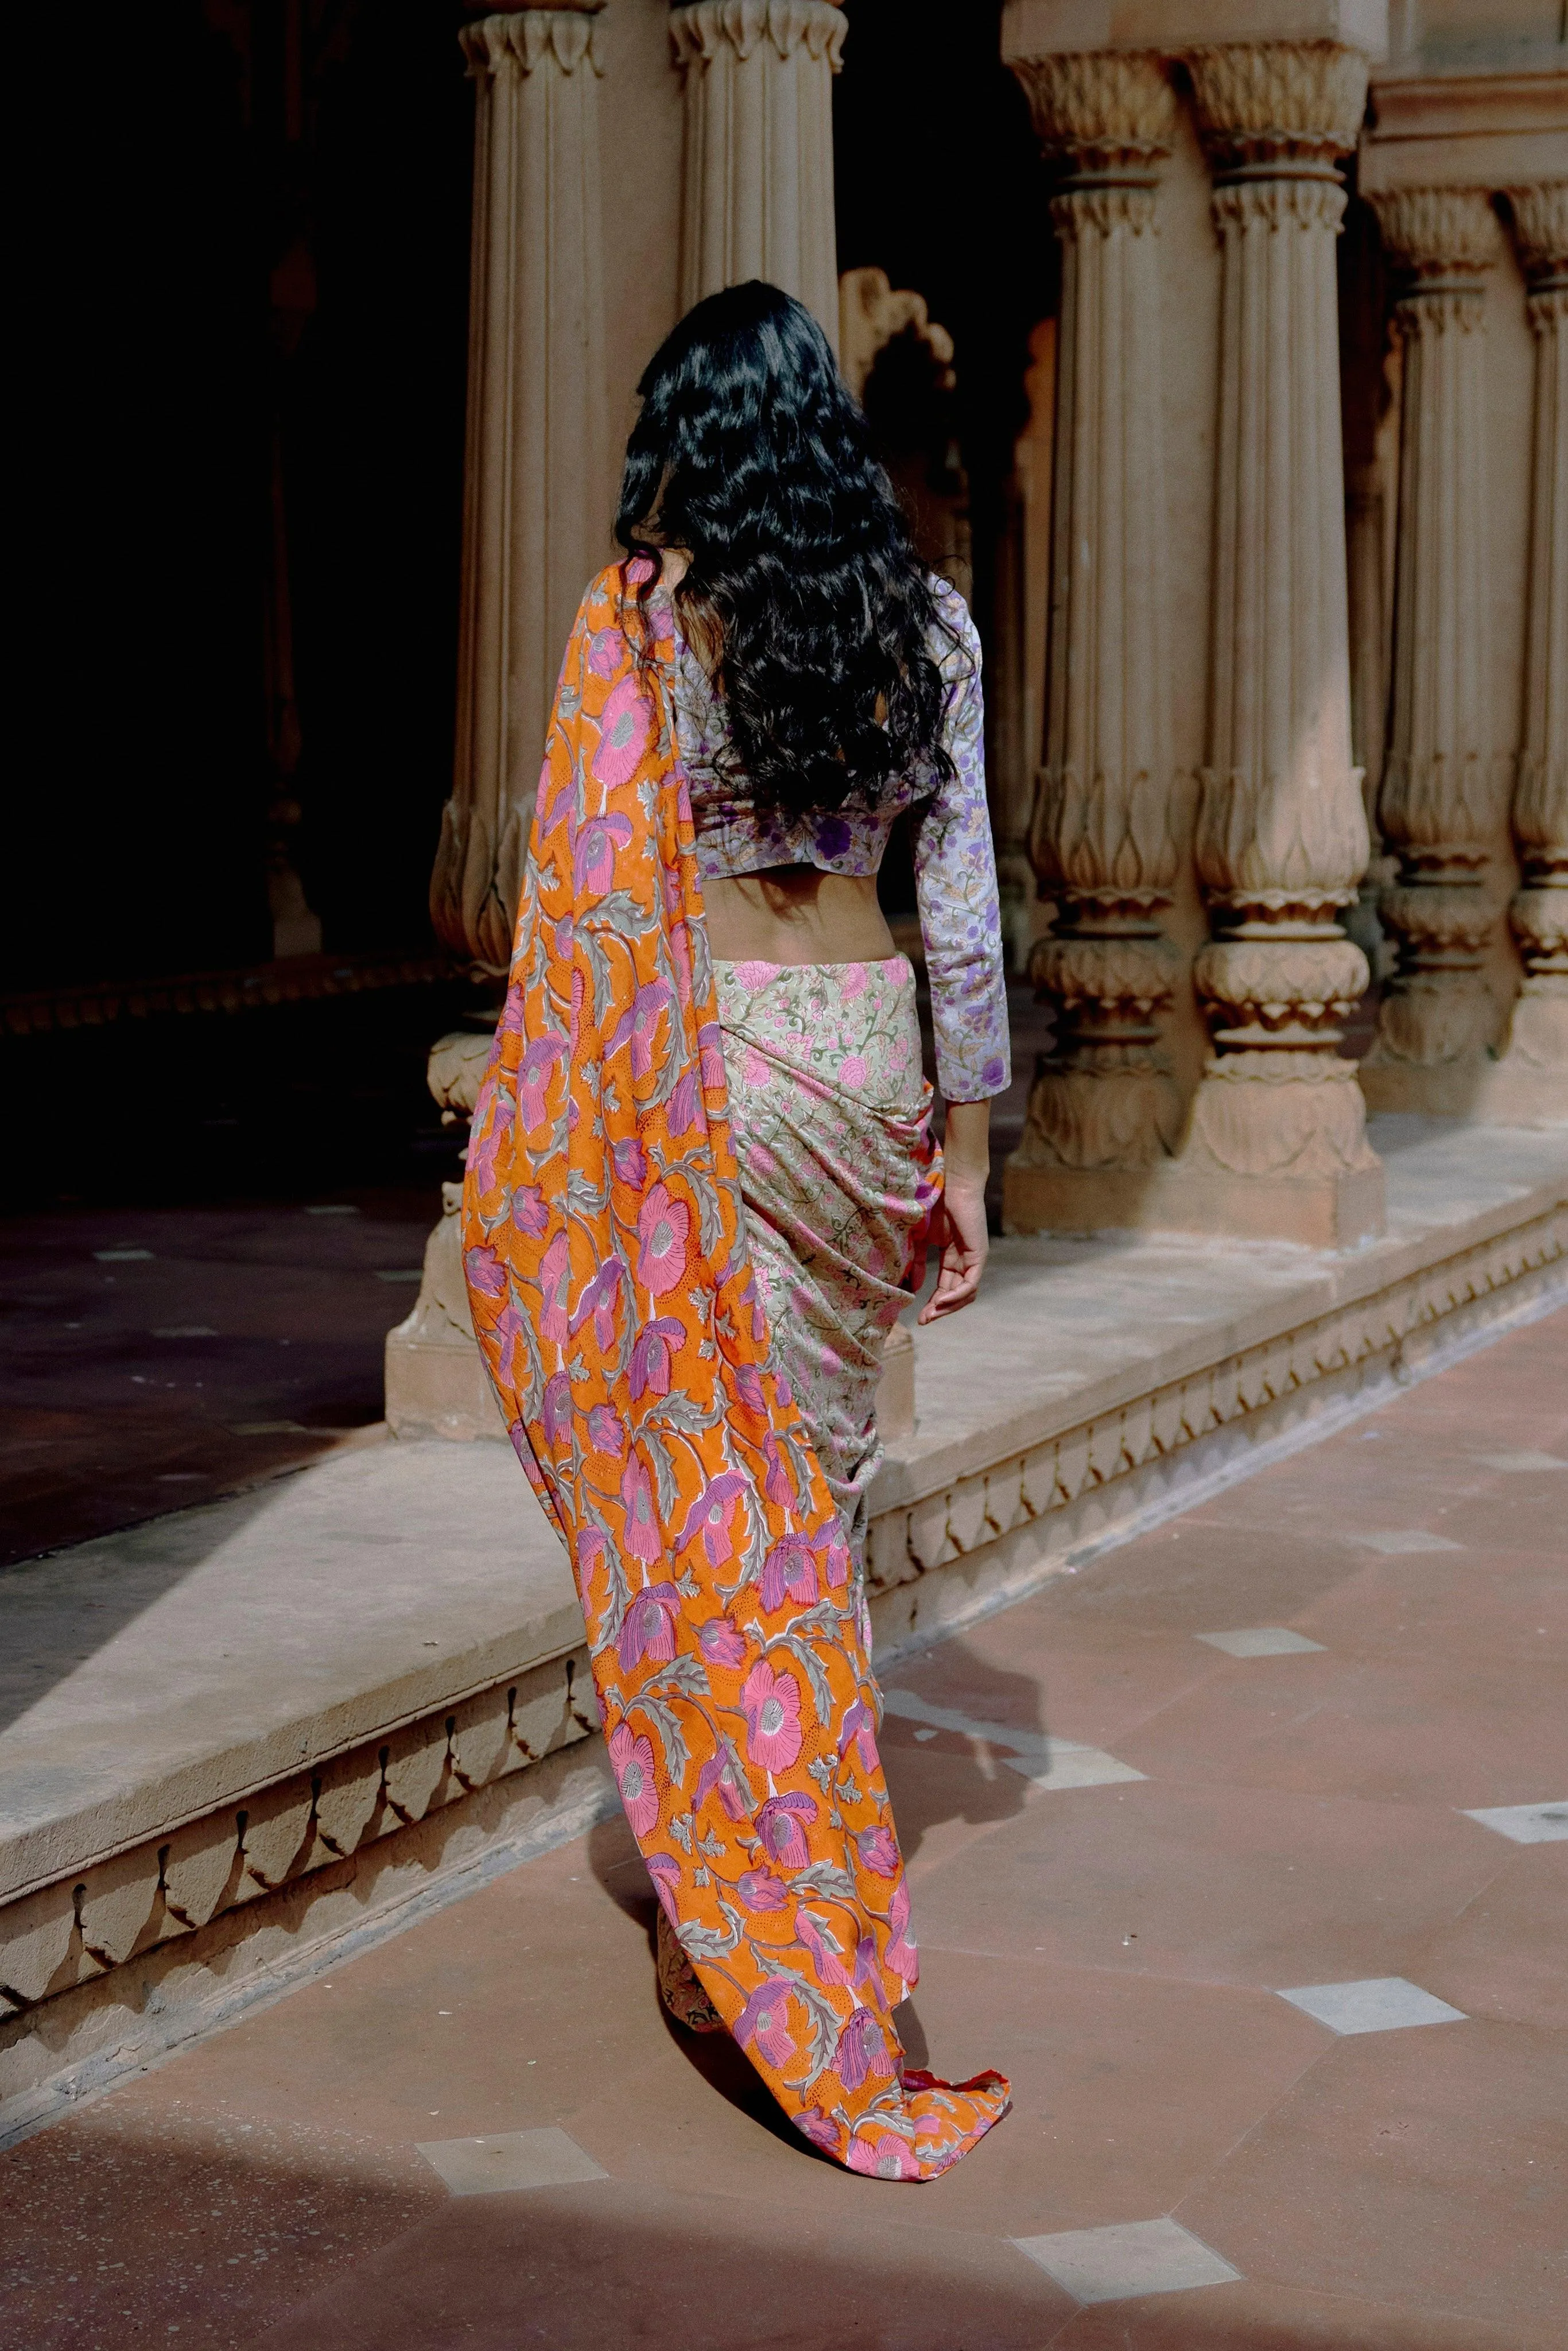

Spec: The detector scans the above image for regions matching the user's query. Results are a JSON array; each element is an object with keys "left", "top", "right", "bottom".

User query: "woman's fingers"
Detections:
[{"left": 918, "top": 1239, "right": 984, "bottom": 1322}]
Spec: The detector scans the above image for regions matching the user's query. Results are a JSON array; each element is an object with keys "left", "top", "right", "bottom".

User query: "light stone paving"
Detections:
[
  {"left": 1276, "top": 1978, "right": 1469, "bottom": 2035},
  {"left": 1461, "top": 1800, "right": 1568, "bottom": 1844},
  {"left": 1004, "top": 1747, "right": 1147, "bottom": 1793},
  {"left": 414, "top": 2125, "right": 608, "bottom": 2196},
  {"left": 1011, "top": 2217, "right": 1243, "bottom": 2305},
  {"left": 1196, "top": 1627, "right": 1327, "bottom": 1657}
]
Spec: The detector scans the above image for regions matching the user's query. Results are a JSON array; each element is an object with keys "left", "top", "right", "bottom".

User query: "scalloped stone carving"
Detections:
[
  {"left": 1185, "top": 39, "right": 1370, "bottom": 169},
  {"left": 1009, "top": 49, "right": 1176, "bottom": 169}
]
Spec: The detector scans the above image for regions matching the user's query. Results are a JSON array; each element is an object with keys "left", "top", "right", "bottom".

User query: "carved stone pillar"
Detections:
[
  {"left": 430, "top": 6, "right": 608, "bottom": 983},
  {"left": 389, "top": 5, "right": 608, "bottom": 1442},
  {"left": 670, "top": 0, "right": 845, "bottom": 348},
  {"left": 1001, "top": 52, "right": 1183, "bottom": 1232},
  {"left": 1359, "top": 186, "right": 1512, "bottom": 1109},
  {"left": 1484, "top": 181, "right": 1568, "bottom": 1126},
  {"left": 1171, "top": 41, "right": 1384, "bottom": 1247}
]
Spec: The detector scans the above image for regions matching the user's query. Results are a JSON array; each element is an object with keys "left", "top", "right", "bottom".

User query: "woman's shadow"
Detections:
[{"left": 586, "top": 1634, "right": 1043, "bottom": 2144}]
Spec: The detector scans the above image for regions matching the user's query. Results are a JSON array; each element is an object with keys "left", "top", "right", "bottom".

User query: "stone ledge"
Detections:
[
  {"left": 2, "top": 1119, "right": 1563, "bottom": 2128},
  {"left": 0, "top": 1444, "right": 589, "bottom": 1906},
  {"left": 882, "top": 1118, "right": 1567, "bottom": 1516}
]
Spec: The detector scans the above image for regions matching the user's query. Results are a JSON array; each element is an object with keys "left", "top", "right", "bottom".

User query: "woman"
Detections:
[{"left": 463, "top": 282, "right": 1011, "bottom": 2180}]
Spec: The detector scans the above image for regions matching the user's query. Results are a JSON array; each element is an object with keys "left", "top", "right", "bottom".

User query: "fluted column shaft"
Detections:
[
  {"left": 1004, "top": 53, "right": 1182, "bottom": 1188},
  {"left": 388, "top": 6, "right": 608, "bottom": 1442},
  {"left": 670, "top": 0, "right": 844, "bottom": 350},
  {"left": 1362, "top": 187, "right": 1508, "bottom": 1088},
  {"left": 1179, "top": 41, "right": 1381, "bottom": 1238},
  {"left": 1492, "top": 181, "right": 1568, "bottom": 1116},
  {"left": 432, "top": 7, "right": 609, "bottom": 983}
]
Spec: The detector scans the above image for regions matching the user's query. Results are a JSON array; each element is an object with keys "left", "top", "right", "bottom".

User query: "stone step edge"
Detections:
[
  {"left": 1, "top": 1223, "right": 1561, "bottom": 2140},
  {"left": 10, "top": 1171, "right": 1562, "bottom": 1914},
  {"left": 869, "top": 1200, "right": 1566, "bottom": 1593}
]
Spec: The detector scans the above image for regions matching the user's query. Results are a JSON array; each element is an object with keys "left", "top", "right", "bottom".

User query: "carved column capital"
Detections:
[
  {"left": 460, "top": 7, "right": 607, "bottom": 80},
  {"left": 669, "top": 0, "right": 845, "bottom": 73},
  {"left": 1185, "top": 39, "right": 1369, "bottom": 175},
  {"left": 1506, "top": 181, "right": 1568, "bottom": 289},
  {"left": 1008, "top": 49, "right": 1176, "bottom": 176},
  {"left": 1368, "top": 185, "right": 1502, "bottom": 282}
]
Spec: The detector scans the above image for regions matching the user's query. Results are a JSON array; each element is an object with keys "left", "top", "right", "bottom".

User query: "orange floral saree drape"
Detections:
[{"left": 462, "top": 561, "right": 1008, "bottom": 2179}]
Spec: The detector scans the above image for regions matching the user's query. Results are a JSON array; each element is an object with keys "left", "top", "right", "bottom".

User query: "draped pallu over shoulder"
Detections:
[{"left": 462, "top": 562, "right": 1010, "bottom": 2178}]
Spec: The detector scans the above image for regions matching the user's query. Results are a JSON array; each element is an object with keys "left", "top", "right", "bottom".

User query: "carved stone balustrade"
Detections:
[
  {"left": 670, "top": 0, "right": 845, "bottom": 347},
  {"left": 1359, "top": 185, "right": 1511, "bottom": 1107},
  {"left": 1002, "top": 51, "right": 1184, "bottom": 1229}
]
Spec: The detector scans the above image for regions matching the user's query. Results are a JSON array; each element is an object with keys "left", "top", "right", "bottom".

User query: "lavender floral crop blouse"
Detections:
[{"left": 657, "top": 580, "right": 1011, "bottom": 1104}]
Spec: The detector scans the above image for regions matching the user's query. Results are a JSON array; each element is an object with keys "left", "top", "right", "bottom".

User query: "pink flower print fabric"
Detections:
[{"left": 462, "top": 561, "right": 1010, "bottom": 2181}]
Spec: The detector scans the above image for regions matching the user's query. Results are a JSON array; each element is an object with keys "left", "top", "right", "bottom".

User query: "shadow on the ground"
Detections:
[
  {"left": 2, "top": 2108, "right": 1479, "bottom": 2350},
  {"left": 2, "top": 2109, "right": 1072, "bottom": 2350},
  {"left": 875, "top": 1635, "right": 1045, "bottom": 1864}
]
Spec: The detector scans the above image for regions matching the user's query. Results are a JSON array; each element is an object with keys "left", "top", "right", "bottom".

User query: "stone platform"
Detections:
[
  {"left": 2, "top": 1117, "right": 1564, "bottom": 2140},
  {"left": 3, "top": 1307, "right": 1563, "bottom": 2347}
]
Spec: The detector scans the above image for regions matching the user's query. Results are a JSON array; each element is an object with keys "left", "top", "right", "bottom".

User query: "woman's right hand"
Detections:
[
  {"left": 919, "top": 1099, "right": 991, "bottom": 1324},
  {"left": 919, "top": 1176, "right": 988, "bottom": 1322}
]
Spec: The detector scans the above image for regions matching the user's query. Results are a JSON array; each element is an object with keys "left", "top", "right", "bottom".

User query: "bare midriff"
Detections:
[{"left": 701, "top": 866, "right": 898, "bottom": 967}]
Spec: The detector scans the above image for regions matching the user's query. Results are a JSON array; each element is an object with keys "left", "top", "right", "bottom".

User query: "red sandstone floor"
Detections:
[{"left": 4, "top": 1313, "right": 1565, "bottom": 2349}]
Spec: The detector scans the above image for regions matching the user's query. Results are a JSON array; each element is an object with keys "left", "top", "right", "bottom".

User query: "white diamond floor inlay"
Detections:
[
  {"left": 1276, "top": 1977, "right": 1467, "bottom": 2035},
  {"left": 1197, "top": 1627, "right": 1326, "bottom": 1658},
  {"left": 1348, "top": 1529, "right": 1464, "bottom": 1555},
  {"left": 416, "top": 2127, "right": 609, "bottom": 2197},
  {"left": 1462, "top": 1799, "right": 1568, "bottom": 1844},
  {"left": 1004, "top": 1745, "right": 1147, "bottom": 1792},
  {"left": 1012, "top": 2218, "right": 1241, "bottom": 2305},
  {"left": 1475, "top": 1451, "right": 1567, "bottom": 1472}
]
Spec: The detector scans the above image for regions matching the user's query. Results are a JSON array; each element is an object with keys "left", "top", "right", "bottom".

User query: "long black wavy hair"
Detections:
[{"left": 615, "top": 280, "right": 961, "bottom": 823}]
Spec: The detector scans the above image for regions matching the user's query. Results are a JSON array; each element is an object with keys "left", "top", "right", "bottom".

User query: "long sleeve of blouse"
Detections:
[
  {"left": 672, "top": 576, "right": 1011, "bottom": 1102},
  {"left": 914, "top": 593, "right": 1011, "bottom": 1103}
]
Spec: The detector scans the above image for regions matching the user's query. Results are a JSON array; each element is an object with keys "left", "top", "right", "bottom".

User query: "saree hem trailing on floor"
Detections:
[{"left": 462, "top": 562, "right": 1009, "bottom": 2179}]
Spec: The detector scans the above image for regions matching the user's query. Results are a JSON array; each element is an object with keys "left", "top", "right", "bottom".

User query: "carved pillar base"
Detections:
[
  {"left": 1003, "top": 924, "right": 1183, "bottom": 1233},
  {"left": 385, "top": 1178, "right": 509, "bottom": 1442},
  {"left": 385, "top": 1027, "right": 506, "bottom": 1441},
  {"left": 1007, "top": 1056, "right": 1384, "bottom": 1246}
]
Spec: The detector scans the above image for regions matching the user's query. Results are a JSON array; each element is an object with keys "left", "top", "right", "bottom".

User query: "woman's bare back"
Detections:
[{"left": 658, "top": 550, "right": 899, "bottom": 968}]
